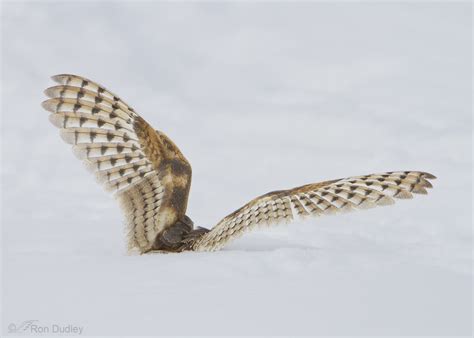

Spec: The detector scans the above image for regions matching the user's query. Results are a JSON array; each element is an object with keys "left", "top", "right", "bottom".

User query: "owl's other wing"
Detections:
[
  {"left": 192, "top": 171, "right": 435, "bottom": 251},
  {"left": 43, "top": 74, "right": 192, "bottom": 253}
]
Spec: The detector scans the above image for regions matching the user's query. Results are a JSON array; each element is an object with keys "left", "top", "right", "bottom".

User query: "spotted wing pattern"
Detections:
[
  {"left": 43, "top": 74, "right": 192, "bottom": 253},
  {"left": 192, "top": 171, "right": 436, "bottom": 251}
]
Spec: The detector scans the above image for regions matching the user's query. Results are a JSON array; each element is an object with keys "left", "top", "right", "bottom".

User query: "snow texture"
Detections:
[{"left": 1, "top": 2, "right": 472, "bottom": 336}]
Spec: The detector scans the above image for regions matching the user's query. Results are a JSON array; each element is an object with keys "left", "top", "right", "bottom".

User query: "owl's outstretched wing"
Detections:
[
  {"left": 43, "top": 74, "right": 192, "bottom": 253},
  {"left": 192, "top": 171, "right": 435, "bottom": 251}
]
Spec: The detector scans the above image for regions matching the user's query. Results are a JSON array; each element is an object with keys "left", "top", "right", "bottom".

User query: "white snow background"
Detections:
[{"left": 1, "top": 2, "right": 472, "bottom": 336}]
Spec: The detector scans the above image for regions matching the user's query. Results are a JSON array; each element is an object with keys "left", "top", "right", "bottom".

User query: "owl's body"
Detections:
[{"left": 43, "top": 74, "right": 435, "bottom": 253}]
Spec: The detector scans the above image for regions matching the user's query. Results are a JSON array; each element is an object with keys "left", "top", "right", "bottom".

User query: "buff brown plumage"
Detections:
[{"left": 43, "top": 74, "right": 436, "bottom": 253}]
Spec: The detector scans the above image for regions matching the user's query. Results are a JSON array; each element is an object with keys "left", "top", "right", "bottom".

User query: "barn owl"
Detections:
[{"left": 42, "top": 74, "right": 435, "bottom": 253}]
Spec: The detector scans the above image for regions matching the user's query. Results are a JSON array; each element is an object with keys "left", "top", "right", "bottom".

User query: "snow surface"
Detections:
[{"left": 1, "top": 2, "right": 472, "bottom": 336}]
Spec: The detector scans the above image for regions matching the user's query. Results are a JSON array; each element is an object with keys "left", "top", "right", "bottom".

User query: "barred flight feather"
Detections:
[{"left": 42, "top": 98, "right": 134, "bottom": 124}]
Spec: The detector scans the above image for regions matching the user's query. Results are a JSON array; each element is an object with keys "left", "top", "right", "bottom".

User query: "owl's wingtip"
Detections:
[
  {"left": 41, "top": 99, "right": 54, "bottom": 112},
  {"left": 51, "top": 74, "right": 73, "bottom": 84},
  {"left": 422, "top": 172, "right": 437, "bottom": 180},
  {"left": 51, "top": 73, "right": 90, "bottom": 85}
]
